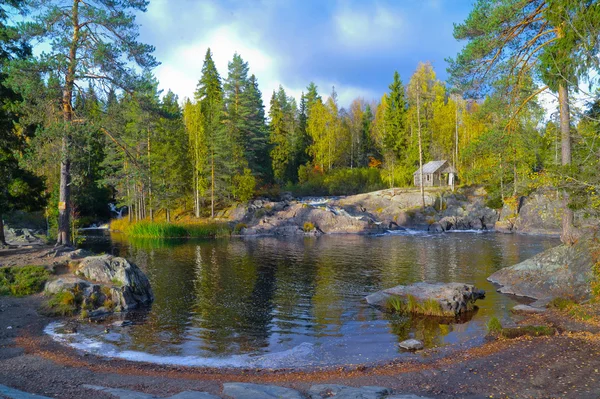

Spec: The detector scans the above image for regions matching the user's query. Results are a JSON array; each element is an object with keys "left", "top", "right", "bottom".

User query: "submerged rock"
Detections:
[
  {"left": 365, "top": 282, "right": 485, "bottom": 316},
  {"left": 308, "top": 384, "right": 391, "bottom": 399},
  {"left": 488, "top": 229, "right": 600, "bottom": 303},
  {"left": 223, "top": 383, "right": 304, "bottom": 399},
  {"left": 398, "top": 339, "right": 424, "bottom": 351}
]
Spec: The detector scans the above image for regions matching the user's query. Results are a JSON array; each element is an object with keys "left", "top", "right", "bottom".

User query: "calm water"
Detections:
[{"left": 48, "top": 231, "right": 559, "bottom": 368}]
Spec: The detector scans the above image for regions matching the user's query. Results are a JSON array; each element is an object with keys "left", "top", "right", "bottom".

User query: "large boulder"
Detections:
[
  {"left": 488, "top": 229, "right": 600, "bottom": 303},
  {"left": 75, "top": 255, "right": 154, "bottom": 310},
  {"left": 365, "top": 282, "right": 485, "bottom": 316}
]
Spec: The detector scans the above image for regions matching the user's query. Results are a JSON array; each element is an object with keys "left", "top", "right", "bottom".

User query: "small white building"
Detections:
[{"left": 413, "top": 160, "right": 457, "bottom": 187}]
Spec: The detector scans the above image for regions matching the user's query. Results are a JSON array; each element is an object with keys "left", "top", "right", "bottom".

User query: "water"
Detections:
[{"left": 48, "top": 231, "right": 559, "bottom": 368}]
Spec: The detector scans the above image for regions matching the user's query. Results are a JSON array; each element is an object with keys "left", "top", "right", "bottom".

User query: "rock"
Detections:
[
  {"left": 398, "top": 339, "right": 424, "bottom": 351},
  {"left": 428, "top": 222, "right": 444, "bottom": 233},
  {"left": 223, "top": 383, "right": 304, "bottom": 399},
  {"left": 365, "top": 282, "right": 485, "bottom": 316},
  {"left": 77, "top": 255, "right": 153, "bottom": 310},
  {"left": 112, "top": 320, "right": 133, "bottom": 327},
  {"left": 45, "top": 276, "right": 89, "bottom": 294},
  {"left": 386, "top": 396, "right": 433, "bottom": 399},
  {"left": 488, "top": 229, "right": 600, "bottom": 302},
  {"left": 308, "top": 384, "right": 391, "bottom": 399},
  {"left": 167, "top": 392, "right": 221, "bottom": 399},
  {"left": 511, "top": 304, "right": 546, "bottom": 314}
]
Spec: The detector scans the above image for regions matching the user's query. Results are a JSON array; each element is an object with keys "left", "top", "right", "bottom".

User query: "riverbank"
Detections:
[{"left": 2, "top": 291, "right": 600, "bottom": 398}]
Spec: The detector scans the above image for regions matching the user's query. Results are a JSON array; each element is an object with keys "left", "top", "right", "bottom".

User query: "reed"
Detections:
[{"left": 110, "top": 219, "right": 231, "bottom": 238}]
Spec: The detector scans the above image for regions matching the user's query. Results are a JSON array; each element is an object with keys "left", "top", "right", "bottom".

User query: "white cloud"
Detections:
[{"left": 333, "top": 3, "right": 406, "bottom": 50}]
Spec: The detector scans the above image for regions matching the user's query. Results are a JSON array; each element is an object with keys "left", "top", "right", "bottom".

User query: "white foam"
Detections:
[{"left": 44, "top": 322, "right": 316, "bottom": 368}]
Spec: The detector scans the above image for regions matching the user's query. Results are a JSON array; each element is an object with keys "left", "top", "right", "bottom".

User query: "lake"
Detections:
[{"left": 47, "top": 230, "right": 559, "bottom": 368}]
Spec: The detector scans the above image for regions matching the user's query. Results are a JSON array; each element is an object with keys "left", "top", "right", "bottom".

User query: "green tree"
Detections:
[
  {"left": 195, "top": 48, "right": 228, "bottom": 218},
  {"left": 449, "top": 0, "right": 600, "bottom": 243},
  {"left": 11, "top": 0, "right": 157, "bottom": 245}
]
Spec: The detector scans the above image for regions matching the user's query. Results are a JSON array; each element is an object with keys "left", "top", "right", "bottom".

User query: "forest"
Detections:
[{"left": 1, "top": 0, "right": 599, "bottom": 245}]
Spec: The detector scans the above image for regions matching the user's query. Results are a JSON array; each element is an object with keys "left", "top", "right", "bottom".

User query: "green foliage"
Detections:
[
  {"left": 486, "top": 316, "right": 503, "bottom": 334},
  {"left": 500, "top": 325, "right": 556, "bottom": 339},
  {"left": 45, "top": 290, "right": 78, "bottom": 316},
  {"left": 548, "top": 297, "right": 577, "bottom": 311},
  {"left": 291, "top": 167, "right": 385, "bottom": 196},
  {"left": 386, "top": 294, "right": 451, "bottom": 317},
  {"left": 232, "top": 168, "right": 256, "bottom": 202},
  {"left": 303, "top": 222, "right": 315, "bottom": 232},
  {"left": 0, "top": 266, "right": 50, "bottom": 297}
]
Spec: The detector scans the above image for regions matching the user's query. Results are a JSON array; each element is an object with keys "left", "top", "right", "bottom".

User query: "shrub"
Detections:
[
  {"left": 46, "top": 290, "right": 78, "bottom": 316},
  {"left": 548, "top": 297, "right": 576, "bottom": 310},
  {"left": 233, "top": 223, "right": 247, "bottom": 234},
  {"left": 0, "top": 266, "right": 50, "bottom": 297},
  {"left": 487, "top": 317, "right": 503, "bottom": 334},
  {"left": 303, "top": 222, "right": 315, "bottom": 232}
]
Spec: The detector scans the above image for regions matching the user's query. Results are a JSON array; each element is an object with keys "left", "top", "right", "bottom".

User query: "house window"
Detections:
[{"left": 426, "top": 175, "right": 430, "bottom": 182}]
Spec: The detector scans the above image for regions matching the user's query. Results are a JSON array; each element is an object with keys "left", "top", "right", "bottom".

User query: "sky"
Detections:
[{"left": 135, "top": 0, "right": 474, "bottom": 109}]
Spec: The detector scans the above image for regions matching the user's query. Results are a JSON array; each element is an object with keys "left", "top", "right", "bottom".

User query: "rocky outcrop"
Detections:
[
  {"left": 365, "top": 282, "right": 485, "bottom": 316},
  {"left": 488, "top": 229, "right": 600, "bottom": 303},
  {"left": 45, "top": 255, "right": 153, "bottom": 315},
  {"left": 233, "top": 187, "right": 502, "bottom": 236}
]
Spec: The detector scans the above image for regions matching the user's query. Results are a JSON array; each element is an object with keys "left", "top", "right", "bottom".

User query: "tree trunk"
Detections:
[
  {"left": 166, "top": 208, "right": 170, "bottom": 223},
  {"left": 56, "top": 0, "right": 80, "bottom": 246},
  {"left": 211, "top": 149, "right": 215, "bottom": 219},
  {"left": 558, "top": 83, "right": 576, "bottom": 244},
  {"left": 0, "top": 214, "right": 6, "bottom": 246},
  {"left": 148, "top": 128, "right": 153, "bottom": 221}
]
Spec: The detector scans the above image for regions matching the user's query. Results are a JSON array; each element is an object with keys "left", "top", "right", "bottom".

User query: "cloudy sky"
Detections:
[{"left": 135, "top": 0, "right": 473, "bottom": 108}]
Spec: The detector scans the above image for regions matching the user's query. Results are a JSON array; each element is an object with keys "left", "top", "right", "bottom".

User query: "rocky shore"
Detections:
[{"left": 223, "top": 186, "right": 590, "bottom": 237}]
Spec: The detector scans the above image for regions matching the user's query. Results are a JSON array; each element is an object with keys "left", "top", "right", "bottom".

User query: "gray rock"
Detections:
[
  {"left": 488, "top": 230, "right": 600, "bottom": 302},
  {"left": 81, "top": 385, "right": 155, "bottom": 399},
  {"left": 386, "top": 396, "right": 433, "bottom": 399},
  {"left": 398, "top": 339, "right": 424, "bottom": 351},
  {"left": 365, "top": 282, "right": 485, "bottom": 316},
  {"left": 223, "top": 383, "right": 303, "bottom": 399},
  {"left": 44, "top": 276, "right": 89, "bottom": 294},
  {"left": 308, "top": 384, "right": 390, "bottom": 399},
  {"left": 511, "top": 304, "right": 546, "bottom": 314},
  {"left": 0, "top": 383, "right": 52, "bottom": 398},
  {"left": 167, "top": 392, "right": 221, "bottom": 399},
  {"left": 77, "top": 255, "right": 153, "bottom": 310},
  {"left": 428, "top": 222, "right": 444, "bottom": 233}
]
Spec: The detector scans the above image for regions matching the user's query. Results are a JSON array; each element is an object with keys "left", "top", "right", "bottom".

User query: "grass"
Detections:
[
  {"left": 45, "top": 290, "right": 79, "bottom": 316},
  {"left": 486, "top": 317, "right": 555, "bottom": 339},
  {"left": 386, "top": 294, "right": 454, "bottom": 317},
  {"left": 110, "top": 219, "right": 231, "bottom": 238},
  {"left": 0, "top": 266, "right": 50, "bottom": 297}
]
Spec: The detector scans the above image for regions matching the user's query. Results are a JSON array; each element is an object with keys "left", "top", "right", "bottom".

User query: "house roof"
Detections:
[{"left": 413, "top": 160, "right": 449, "bottom": 175}]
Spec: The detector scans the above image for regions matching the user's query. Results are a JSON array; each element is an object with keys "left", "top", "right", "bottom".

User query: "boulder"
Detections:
[
  {"left": 398, "top": 339, "right": 424, "bottom": 351},
  {"left": 45, "top": 276, "right": 89, "bottom": 294},
  {"left": 77, "top": 255, "right": 153, "bottom": 310},
  {"left": 308, "top": 384, "right": 391, "bottom": 399},
  {"left": 223, "top": 383, "right": 304, "bottom": 399},
  {"left": 488, "top": 229, "right": 600, "bottom": 302},
  {"left": 428, "top": 222, "right": 444, "bottom": 233},
  {"left": 365, "top": 282, "right": 485, "bottom": 316},
  {"left": 511, "top": 304, "right": 546, "bottom": 314}
]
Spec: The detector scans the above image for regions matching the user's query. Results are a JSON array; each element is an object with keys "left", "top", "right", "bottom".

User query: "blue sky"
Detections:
[{"left": 137, "top": 0, "right": 474, "bottom": 108}]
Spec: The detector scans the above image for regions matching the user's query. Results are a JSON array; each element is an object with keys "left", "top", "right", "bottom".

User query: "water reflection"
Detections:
[{"left": 79, "top": 231, "right": 559, "bottom": 365}]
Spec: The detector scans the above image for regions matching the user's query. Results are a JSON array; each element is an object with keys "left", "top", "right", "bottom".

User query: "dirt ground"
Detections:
[{"left": 2, "top": 247, "right": 600, "bottom": 398}]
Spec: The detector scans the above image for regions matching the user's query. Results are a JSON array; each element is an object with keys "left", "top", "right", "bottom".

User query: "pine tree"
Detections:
[
  {"left": 195, "top": 48, "right": 227, "bottom": 218},
  {"left": 269, "top": 88, "right": 290, "bottom": 184},
  {"left": 10, "top": 0, "right": 157, "bottom": 245}
]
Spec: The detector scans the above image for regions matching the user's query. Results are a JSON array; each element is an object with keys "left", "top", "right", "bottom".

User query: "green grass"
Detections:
[
  {"left": 386, "top": 294, "right": 453, "bottom": 317},
  {"left": 487, "top": 316, "right": 503, "bottom": 334},
  {"left": 548, "top": 297, "right": 577, "bottom": 311},
  {"left": 500, "top": 325, "right": 556, "bottom": 339},
  {"left": 126, "top": 221, "right": 231, "bottom": 238},
  {"left": 45, "top": 290, "right": 79, "bottom": 316},
  {"left": 0, "top": 266, "right": 50, "bottom": 297}
]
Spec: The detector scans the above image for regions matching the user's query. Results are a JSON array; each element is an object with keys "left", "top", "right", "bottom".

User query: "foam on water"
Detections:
[{"left": 44, "top": 322, "right": 317, "bottom": 368}]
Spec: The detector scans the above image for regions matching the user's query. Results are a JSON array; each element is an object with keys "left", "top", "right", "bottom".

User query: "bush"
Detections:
[
  {"left": 46, "top": 290, "right": 78, "bottom": 316},
  {"left": 290, "top": 167, "right": 386, "bottom": 197},
  {"left": 487, "top": 316, "right": 503, "bottom": 334},
  {"left": 0, "top": 266, "right": 50, "bottom": 297},
  {"left": 303, "top": 222, "right": 315, "bottom": 232}
]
